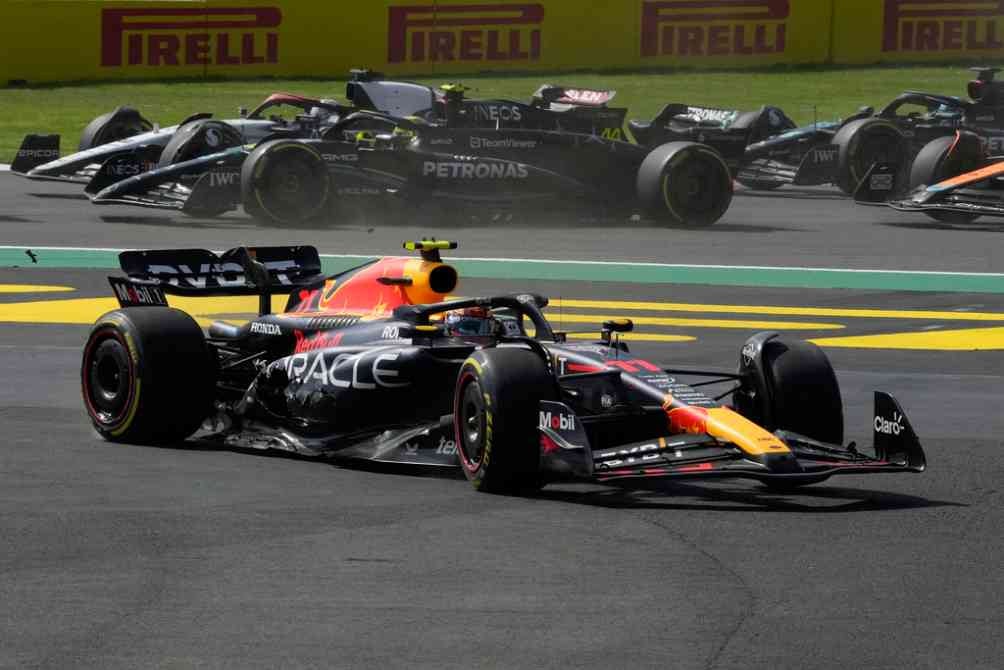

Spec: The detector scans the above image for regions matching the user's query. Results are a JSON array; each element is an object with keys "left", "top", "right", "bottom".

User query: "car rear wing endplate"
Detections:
[{"left": 532, "top": 85, "right": 617, "bottom": 107}]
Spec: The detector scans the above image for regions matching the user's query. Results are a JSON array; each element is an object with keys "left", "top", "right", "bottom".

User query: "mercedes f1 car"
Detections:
[
  {"left": 629, "top": 67, "right": 1004, "bottom": 196},
  {"left": 81, "top": 240, "right": 926, "bottom": 493},
  {"left": 837, "top": 66, "right": 1004, "bottom": 196},
  {"left": 11, "top": 93, "right": 353, "bottom": 184},
  {"left": 628, "top": 102, "right": 879, "bottom": 193},
  {"left": 90, "top": 95, "right": 733, "bottom": 226},
  {"left": 13, "top": 69, "right": 626, "bottom": 192}
]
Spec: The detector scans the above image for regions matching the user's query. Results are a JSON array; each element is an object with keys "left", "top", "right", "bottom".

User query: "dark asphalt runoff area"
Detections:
[{"left": 1, "top": 172, "right": 1003, "bottom": 669}]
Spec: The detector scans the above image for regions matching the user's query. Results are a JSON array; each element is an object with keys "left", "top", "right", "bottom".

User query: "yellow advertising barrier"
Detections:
[
  {"left": 1, "top": 1, "right": 388, "bottom": 83},
  {"left": 634, "top": 0, "right": 830, "bottom": 68},
  {"left": 383, "top": 0, "right": 831, "bottom": 72},
  {"left": 833, "top": 0, "right": 1004, "bottom": 65},
  {"left": 7, "top": 1, "right": 997, "bottom": 85}
]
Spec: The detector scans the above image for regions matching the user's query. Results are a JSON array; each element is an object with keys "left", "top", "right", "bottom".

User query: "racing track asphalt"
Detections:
[{"left": 1, "top": 173, "right": 1003, "bottom": 670}]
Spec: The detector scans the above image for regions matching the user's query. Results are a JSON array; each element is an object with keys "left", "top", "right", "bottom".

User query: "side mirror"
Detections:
[
  {"left": 601, "top": 318, "right": 633, "bottom": 344},
  {"left": 238, "top": 107, "right": 248, "bottom": 118},
  {"left": 603, "top": 318, "right": 633, "bottom": 333}
]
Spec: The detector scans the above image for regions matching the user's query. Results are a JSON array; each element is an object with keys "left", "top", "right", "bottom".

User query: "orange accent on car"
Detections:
[
  {"left": 668, "top": 406, "right": 709, "bottom": 434},
  {"left": 935, "top": 160, "right": 1004, "bottom": 189}
]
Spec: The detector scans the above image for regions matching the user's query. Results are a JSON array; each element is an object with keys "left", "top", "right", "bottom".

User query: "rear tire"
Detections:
[
  {"left": 78, "top": 107, "right": 153, "bottom": 151},
  {"left": 636, "top": 142, "right": 733, "bottom": 227},
  {"left": 81, "top": 308, "right": 215, "bottom": 444},
  {"left": 158, "top": 119, "right": 242, "bottom": 168},
  {"left": 454, "top": 348, "right": 557, "bottom": 493},
  {"left": 241, "top": 140, "right": 330, "bottom": 225},
  {"left": 909, "top": 134, "right": 983, "bottom": 223},
  {"left": 833, "top": 118, "right": 908, "bottom": 195}
]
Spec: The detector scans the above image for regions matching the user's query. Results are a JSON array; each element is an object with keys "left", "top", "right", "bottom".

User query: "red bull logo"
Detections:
[
  {"left": 668, "top": 406, "right": 710, "bottom": 435},
  {"left": 387, "top": 3, "right": 544, "bottom": 64},
  {"left": 641, "top": 0, "right": 789, "bottom": 58},
  {"left": 882, "top": 0, "right": 1004, "bottom": 52},
  {"left": 101, "top": 7, "right": 281, "bottom": 68},
  {"left": 294, "top": 330, "right": 344, "bottom": 353}
]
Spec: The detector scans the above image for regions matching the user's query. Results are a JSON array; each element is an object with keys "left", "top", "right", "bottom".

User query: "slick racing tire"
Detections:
[
  {"left": 909, "top": 134, "right": 983, "bottom": 223},
  {"left": 454, "top": 348, "right": 558, "bottom": 494},
  {"left": 832, "top": 118, "right": 908, "bottom": 195},
  {"left": 78, "top": 107, "right": 153, "bottom": 151},
  {"left": 241, "top": 140, "right": 330, "bottom": 226},
  {"left": 735, "top": 338, "right": 844, "bottom": 447},
  {"left": 81, "top": 307, "right": 215, "bottom": 445},
  {"left": 637, "top": 142, "right": 733, "bottom": 227},
  {"left": 159, "top": 119, "right": 243, "bottom": 168}
]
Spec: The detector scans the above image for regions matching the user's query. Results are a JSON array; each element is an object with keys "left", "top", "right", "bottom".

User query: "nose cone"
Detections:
[{"left": 701, "top": 407, "right": 791, "bottom": 458}]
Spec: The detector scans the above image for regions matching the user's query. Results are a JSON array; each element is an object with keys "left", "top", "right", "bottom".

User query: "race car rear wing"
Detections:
[
  {"left": 112, "top": 245, "right": 324, "bottom": 315},
  {"left": 532, "top": 85, "right": 617, "bottom": 107}
]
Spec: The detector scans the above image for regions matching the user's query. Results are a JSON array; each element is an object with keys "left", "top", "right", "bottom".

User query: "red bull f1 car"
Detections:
[{"left": 81, "top": 240, "right": 926, "bottom": 493}]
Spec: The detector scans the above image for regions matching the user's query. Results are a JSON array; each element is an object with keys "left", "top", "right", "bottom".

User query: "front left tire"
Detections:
[{"left": 454, "top": 348, "right": 558, "bottom": 493}]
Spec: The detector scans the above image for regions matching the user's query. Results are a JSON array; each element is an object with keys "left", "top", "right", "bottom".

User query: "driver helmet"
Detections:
[{"left": 445, "top": 307, "right": 500, "bottom": 337}]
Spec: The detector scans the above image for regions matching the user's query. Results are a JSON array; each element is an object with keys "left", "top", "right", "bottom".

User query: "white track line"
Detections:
[{"left": 0, "top": 164, "right": 10, "bottom": 172}]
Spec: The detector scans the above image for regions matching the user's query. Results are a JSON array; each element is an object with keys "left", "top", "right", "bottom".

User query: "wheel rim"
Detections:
[
  {"left": 257, "top": 149, "right": 327, "bottom": 221},
  {"left": 662, "top": 151, "right": 730, "bottom": 224},
  {"left": 852, "top": 128, "right": 905, "bottom": 184},
  {"left": 457, "top": 376, "right": 487, "bottom": 470},
  {"left": 82, "top": 331, "right": 134, "bottom": 426}
]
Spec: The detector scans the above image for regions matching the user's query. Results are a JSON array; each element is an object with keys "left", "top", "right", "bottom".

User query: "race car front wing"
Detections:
[{"left": 540, "top": 392, "right": 926, "bottom": 485}]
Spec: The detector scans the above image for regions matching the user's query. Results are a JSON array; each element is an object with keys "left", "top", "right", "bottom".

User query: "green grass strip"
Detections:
[{"left": 0, "top": 64, "right": 986, "bottom": 160}]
